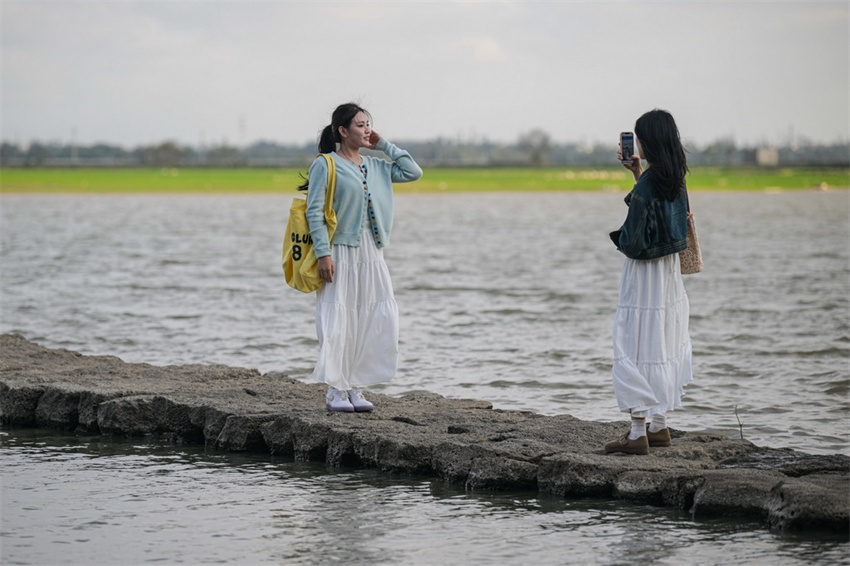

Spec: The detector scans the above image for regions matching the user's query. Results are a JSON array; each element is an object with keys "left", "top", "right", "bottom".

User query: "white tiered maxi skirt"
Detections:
[
  {"left": 612, "top": 253, "right": 693, "bottom": 417},
  {"left": 311, "top": 229, "right": 399, "bottom": 391}
]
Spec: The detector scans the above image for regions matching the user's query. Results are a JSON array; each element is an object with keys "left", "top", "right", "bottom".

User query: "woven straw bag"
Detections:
[{"left": 679, "top": 190, "right": 703, "bottom": 275}]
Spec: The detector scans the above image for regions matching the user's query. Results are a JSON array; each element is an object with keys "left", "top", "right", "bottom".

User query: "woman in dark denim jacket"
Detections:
[{"left": 605, "top": 109, "right": 694, "bottom": 455}]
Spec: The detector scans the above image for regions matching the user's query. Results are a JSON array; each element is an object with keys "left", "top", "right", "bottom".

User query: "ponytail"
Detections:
[
  {"left": 297, "top": 124, "right": 337, "bottom": 191},
  {"left": 297, "top": 102, "right": 368, "bottom": 192},
  {"left": 318, "top": 125, "right": 337, "bottom": 155}
]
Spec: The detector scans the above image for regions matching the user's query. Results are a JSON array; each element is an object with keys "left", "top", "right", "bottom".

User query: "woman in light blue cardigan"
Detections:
[{"left": 301, "top": 103, "right": 422, "bottom": 412}]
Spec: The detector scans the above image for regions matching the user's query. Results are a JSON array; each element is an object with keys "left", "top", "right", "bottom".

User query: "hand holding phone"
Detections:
[
  {"left": 619, "top": 131, "right": 642, "bottom": 180},
  {"left": 619, "top": 132, "right": 634, "bottom": 162}
]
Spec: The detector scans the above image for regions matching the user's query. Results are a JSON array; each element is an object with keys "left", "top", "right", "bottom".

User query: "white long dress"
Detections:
[
  {"left": 310, "top": 224, "right": 399, "bottom": 391},
  {"left": 612, "top": 253, "right": 693, "bottom": 417}
]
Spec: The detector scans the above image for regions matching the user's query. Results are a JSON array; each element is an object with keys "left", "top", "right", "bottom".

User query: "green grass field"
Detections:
[{"left": 1, "top": 166, "right": 847, "bottom": 194}]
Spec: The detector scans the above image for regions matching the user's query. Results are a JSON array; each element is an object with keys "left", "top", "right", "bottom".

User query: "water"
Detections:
[
  {"left": 1, "top": 190, "right": 849, "bottom": 564},
  {"left": 2, "top": 428, "right": 847, "bottom": 566},
  {"left": 1, "top": 191, "right": 847, "bottom": 454}
]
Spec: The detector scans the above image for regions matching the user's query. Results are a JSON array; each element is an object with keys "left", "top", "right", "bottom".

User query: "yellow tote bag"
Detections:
[{"left": 282, "top": 154, "right": 337, "bottom": 293}]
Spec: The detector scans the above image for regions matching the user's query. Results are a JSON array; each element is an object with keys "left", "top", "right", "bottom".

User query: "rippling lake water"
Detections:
[
  {"left": 1, "top": 191, "right": 847, "bottom": 453},
  {"left": 1, "top": 190, "right": 848, "bottom": 564},
  {"left": 2, "top": 428, "right": 847, "bottom": 566}
]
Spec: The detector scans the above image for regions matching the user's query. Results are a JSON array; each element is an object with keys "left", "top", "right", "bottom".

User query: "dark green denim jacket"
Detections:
[{"left": 609, "top": 169, "right": 688, "bottom": 260}]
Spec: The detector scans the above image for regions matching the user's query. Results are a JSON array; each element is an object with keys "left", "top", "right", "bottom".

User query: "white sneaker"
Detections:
[
  {"left": 326, "top": 387, "right": 354, "bottom": 412},
  {"left": 348, "top": 389, "right": 375, "bottom": 412}
]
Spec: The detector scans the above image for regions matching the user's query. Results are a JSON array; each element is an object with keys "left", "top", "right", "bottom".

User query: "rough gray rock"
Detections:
[{"left": 1, "top": 333, "right": 847, "bottom": 534}]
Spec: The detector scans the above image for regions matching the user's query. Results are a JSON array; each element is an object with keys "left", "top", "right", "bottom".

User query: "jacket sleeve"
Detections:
[
  {"left": 375, "top": 137, "right": 423, "bottom": 182},
  {"left": 612, "top": 193, "right": 651, "bottom": 259},
  {"left": 305, "top": 156, "right": 332, "bottom": 259}
]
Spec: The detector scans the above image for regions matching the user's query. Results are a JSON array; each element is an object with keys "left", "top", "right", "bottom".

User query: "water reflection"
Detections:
[{"left": 1, "top": 429, "right": 847, "bottom": 566}]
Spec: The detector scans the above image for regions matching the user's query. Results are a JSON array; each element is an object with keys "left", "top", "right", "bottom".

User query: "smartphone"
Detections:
[{"left": 620, "top": 131, "right": 634, "bottom": 162}]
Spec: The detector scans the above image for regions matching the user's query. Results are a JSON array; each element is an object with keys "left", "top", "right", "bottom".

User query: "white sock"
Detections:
[
  {"left": 648, "top": 414, "right": 667, "bottom": 433},
  {"left": 629, "top": 417, "right": 646, "bottom": 440}
]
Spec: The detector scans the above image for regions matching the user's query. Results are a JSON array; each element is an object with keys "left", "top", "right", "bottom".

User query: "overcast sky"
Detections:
[{"left": 2, "top": 1, "right": 847, "bottom": 149}]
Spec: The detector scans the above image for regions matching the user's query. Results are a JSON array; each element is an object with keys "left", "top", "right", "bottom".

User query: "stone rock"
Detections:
[{"left": 1, "top": 333, "right": 847, "bottom": 534}]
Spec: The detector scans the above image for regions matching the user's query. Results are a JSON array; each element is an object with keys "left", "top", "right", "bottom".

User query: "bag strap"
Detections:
[
  {"left": 319, "top": 153, "right": 336, "bottom": 216},
  {"left": 683, "top": 184, "right": 691, "bottom": 212}
]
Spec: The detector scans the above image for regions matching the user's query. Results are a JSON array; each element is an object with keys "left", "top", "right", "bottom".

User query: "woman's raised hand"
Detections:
[
  {"left": 368, "top": 131, "right": 382, "bottom": 150},
  {"left": 618, "top": 148, "right": 642, "bottom": 180}
]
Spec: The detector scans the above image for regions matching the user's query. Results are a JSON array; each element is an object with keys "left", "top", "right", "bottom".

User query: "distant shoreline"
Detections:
[{"left": 1, "top": 166, "right": 848, "bottom": 194}]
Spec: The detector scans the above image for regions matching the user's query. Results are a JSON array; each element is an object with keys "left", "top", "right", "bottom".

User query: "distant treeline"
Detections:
[{"left": 2, "top": 131, "right": 848, "bottom": 168}]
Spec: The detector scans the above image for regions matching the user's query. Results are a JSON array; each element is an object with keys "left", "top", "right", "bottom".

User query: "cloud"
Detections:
[
  {"left": 452, "top": 36, "right": 509, "bottom": 64},
  {"left": 1, "top": 1, "right": 846, "bottom": 146}
]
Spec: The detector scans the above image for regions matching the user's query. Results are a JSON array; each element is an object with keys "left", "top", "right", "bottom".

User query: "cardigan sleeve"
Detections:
[
  {"left": 305, "top": 156, "right": 332, "bottom": 259},
  {"left": 375, "top": 137, "right": 423, "bottom": 182}
]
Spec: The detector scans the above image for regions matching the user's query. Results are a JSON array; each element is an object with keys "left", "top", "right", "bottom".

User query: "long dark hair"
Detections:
[
  {"left": 634, "top": 109, "right": 689, "bottom": 201},
  {"left": 297, "top": 103, "right": 369, "bottom": 191}
]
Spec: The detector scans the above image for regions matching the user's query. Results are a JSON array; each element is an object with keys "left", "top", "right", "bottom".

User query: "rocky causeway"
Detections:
[{"left": 1, "top": 333, "right": 847, "bottom": 533}]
